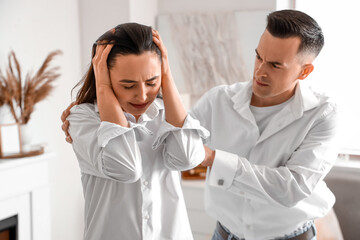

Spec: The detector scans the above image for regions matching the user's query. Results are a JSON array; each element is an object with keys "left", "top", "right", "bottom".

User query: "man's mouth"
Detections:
[{"left": 255, "top": 80, "right": 269, "bottom": 86}]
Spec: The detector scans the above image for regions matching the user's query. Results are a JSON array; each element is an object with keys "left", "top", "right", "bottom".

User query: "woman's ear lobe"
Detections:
[{"left": 299, "top": 64, "right": 314, "bottom": 80}]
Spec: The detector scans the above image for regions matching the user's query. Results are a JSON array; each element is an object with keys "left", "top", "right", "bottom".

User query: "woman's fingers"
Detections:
[
  {"left": 152, "top": 29, "right": 170, "bottom": 77},
  {"left": 152, "top": 30, "right": 168, "bottom": 62},
  {"left": 92, "top": 41, "right": 114, "bottom": 87},
  {"left": 152, "top": 30, "right": 163, "bottom": 48},
  {"left": 102, "top": 43, "right": 113, "bottom": 60},
  {"left": 92, "top": 43, "right": 105, "bottom": 64},
  {"left": 93, "top": 41, "right": 113, "bottom": 64}
]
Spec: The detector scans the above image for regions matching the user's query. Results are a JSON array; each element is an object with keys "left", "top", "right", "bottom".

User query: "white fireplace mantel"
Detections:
[{"left": 0, "top": 152, "right": 54, "bottom": 240}]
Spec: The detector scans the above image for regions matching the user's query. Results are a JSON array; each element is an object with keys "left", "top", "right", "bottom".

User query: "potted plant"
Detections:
[{"left": 0, "top": 50, "right": 62, "bottom": 152}]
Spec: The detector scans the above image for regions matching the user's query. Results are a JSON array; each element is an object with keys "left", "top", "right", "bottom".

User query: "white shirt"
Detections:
[
  {"left": 250, "top": 96, "right": 293, "bottom": 134},
  {"left": 190, "top": 81, "right": 339, "bottom": 240},
  {"left": 68, "top": 98, "right": 209, "bottom": 240}
]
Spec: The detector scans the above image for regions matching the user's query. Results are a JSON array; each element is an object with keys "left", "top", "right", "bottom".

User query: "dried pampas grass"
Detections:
[{"left": 0, "top": 50, "right": 62, "bottom": 124}]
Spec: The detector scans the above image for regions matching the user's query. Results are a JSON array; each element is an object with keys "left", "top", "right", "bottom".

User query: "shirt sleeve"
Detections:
[
  {"left": 152, "top": 114, "right": 210, "bottom": 171},
  {"left": 68, "top": 104, "right": 142, "bottom": 183},
  {"left": 208, "top": 105, "right": 339, "bottom": 207}
]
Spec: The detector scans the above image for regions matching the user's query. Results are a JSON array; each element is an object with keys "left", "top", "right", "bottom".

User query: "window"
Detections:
[{"left": 296, "top": 0, "right": 360, "bottom": 156}]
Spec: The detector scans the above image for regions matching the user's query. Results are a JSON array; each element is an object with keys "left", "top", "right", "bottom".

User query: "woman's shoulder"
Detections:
[
  {"left": 71, "top": 102, "right": 95, "bottom": 111},
  {"left": 69, "top": 103, "right": 98, "bottom": 119}
]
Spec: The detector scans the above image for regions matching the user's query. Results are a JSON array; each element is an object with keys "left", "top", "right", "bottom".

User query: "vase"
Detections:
[{"left": 20, "top": 124, "right": 32, "bottom": 152}]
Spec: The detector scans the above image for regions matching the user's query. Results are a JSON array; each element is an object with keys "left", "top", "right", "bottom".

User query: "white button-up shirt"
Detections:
[
  {"left": 190, "top": 81, "right": 339, "bottom": 240},
  {"left": 68, "top": 98, "right": 209, "bottom": 240}
]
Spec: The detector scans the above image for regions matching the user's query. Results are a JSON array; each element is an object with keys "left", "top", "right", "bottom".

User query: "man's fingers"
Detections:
[
  {"left": 61, "top": 120, "right": 69, "bottom": 132},
  {"left": 61, "top": 102, "right": 77, "bottom": 122},
  {"left": 68, "top": 101, "right": 78, "bottom": 109},
  {"left": 66, "top": 135, "right": 73, "bottom": 143},
  {"left": 61, "top": 110, "right": 67, "bottom": 122}
]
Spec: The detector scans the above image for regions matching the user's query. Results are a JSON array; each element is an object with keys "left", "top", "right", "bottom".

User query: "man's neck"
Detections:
[{"left": 250, "top": 85, "right": 297, "bottom": 107}]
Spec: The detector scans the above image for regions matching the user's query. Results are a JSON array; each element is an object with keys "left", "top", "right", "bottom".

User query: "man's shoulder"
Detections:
[
  {"left": 203, "top": 81, "right": 249, "bottom": 100},
  {"left": 302, "top": 84, "right": 338, "bottom": 117}
]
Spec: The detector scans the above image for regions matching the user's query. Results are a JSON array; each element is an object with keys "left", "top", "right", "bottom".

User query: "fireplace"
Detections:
[
  {"left": 0, "top": 153, "right": 52, "bottom": 240},
  {"left": 0, "top": 215, "right": 17, "bottom": 240}
]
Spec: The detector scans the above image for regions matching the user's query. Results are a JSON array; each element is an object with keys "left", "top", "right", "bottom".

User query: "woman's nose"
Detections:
[{"left": 136, "top": 85, "right": 147, "bottom": 102}]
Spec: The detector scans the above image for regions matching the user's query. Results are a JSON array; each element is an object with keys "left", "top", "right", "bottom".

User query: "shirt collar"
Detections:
[
  {"left": 94, "top": 97, "right": 164, "bottom": 123},
  {"left": 296, "top": 81, "right": 321, "bottom": 112},
  {"left": 231, "top": 81, "right": 253, "bottom": 113},
  {"left": 230, "top": 80, "right": 321, "bottom": 114}
]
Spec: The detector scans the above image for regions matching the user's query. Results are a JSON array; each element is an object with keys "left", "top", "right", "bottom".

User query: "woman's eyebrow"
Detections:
[
  {"left": 119, "top": 76, "right": 159, "bottom": 83},
  {"left": 146, "top": 76, "right": 159, "bottom": 82}
]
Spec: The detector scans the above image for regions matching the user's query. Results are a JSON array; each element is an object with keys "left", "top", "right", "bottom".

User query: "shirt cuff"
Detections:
[
  {"left": 208, "top": 149, "right": 238, "bottom": 189},
  {"left": 97, "top": 121, "right": 133, "bottom": 147},
  {"left": 152, "top": 114, "right": 210, "bottom": 149}
]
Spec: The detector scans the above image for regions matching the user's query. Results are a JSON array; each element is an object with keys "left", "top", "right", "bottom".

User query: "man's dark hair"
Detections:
[{"left": 266, "top": 10, "right": 324, "bottom": 57}]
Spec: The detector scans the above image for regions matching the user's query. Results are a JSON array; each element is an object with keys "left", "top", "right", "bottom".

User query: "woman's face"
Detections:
[{"left": 109, "top": 51, "right": 161, "bottom": 120}]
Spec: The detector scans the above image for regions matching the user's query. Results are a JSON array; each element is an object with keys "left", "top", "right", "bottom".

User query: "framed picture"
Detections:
[{"left": 0, "top": 123, "right": 22, "bottom": 158}]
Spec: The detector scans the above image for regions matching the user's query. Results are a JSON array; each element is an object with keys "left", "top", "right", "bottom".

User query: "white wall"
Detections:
[
  {"left": 296, "top": 1, "right": 360, "bottom": 153},
  {"left": 0, "top": 1, "right": 84, "bottom": 239},
  {"left": 78, "top": 0, "right": 159, "bottom": 71},
  {"left": 78, "top": 0, "right": 130, "bottom": 70},
  {"left": 158, "top": 0, "right": 276, "bottom": 13},
  {"left": 130, "top": 0, "right": 159, "bottom": 27}
]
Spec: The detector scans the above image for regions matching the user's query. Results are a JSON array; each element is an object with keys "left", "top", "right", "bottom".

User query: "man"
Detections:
[{"left": 192, "top": 9, "right": 339, "bottom": 240}]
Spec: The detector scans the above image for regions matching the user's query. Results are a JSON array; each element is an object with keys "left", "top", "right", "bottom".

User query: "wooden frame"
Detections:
[{"left": 0, "top": 123, "right": 22, "bottom": 158}]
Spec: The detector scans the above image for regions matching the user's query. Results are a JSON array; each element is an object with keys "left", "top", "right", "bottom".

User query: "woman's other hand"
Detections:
[
  {"left": 152, "top": 29, "right": 172, "bottom": 83},
  {"left": 152, "top": 29, "right": 186, "bottom": 127},
  {"left": 92, "top": 41, "right": 113, "bottom": 88}
]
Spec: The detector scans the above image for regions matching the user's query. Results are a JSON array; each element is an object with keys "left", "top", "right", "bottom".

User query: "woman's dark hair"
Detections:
[
  {"left": 73, "top": 23, "right": 161, "bottom": 104},
  {"left": 266, "top": 10, "right": 324, "bottom": 57}
]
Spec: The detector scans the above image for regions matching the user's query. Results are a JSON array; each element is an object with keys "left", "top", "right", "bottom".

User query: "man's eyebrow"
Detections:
[
  {"left": 255, "top": 49, "right": 283, "bottom": 66},
  {"left": 269, "top": 60, "right": 283, "bottom": 66},
  {"left": 119, "top": 76, "right": 159, "bottom": 83}
]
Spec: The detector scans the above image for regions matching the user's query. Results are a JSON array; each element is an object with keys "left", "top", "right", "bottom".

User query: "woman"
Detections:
[{"left": 64, "top": 23, "right": 208, "bottom": 240}]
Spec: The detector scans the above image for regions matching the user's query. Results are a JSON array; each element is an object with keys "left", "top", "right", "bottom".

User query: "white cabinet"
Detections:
[
  {"left": 182, "top": 180, "right": 216, "bottom": 240},
  {"left": 0, "top": 153, "right": 53, "bottom": 240}
]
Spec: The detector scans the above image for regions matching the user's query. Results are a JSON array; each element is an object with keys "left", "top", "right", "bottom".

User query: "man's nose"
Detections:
[{"left": 255, "top": 62, "right": 267, "bottom": 78}]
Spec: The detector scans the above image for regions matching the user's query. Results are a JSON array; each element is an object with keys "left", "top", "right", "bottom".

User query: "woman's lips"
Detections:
[{"left": 130, "top": 102, "right": 149, "bottom": 109}]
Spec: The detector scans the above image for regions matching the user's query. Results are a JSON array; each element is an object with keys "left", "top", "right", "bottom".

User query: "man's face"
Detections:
[{"left": 251, "top": 30, "right": 309, "bottom": 107}]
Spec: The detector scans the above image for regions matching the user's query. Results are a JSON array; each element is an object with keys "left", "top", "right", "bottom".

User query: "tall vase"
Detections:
[{"left": 20, "top": 124, "right": 32, "bottom": 152}]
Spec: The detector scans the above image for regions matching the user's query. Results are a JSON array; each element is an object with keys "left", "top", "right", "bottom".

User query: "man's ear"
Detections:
[{"left": 299, "top": 64, "right": 314, "bottom": 80}]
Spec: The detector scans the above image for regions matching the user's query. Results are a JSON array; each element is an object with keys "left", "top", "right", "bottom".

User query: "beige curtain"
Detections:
[{"left": 168, "top": 13, "right": 249, "bottom": 102}]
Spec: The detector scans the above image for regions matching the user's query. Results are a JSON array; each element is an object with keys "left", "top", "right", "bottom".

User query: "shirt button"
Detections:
[
  {"left": 144, "top": 214, "right": 150, "bottom": 220},
  {"left": 218, "top": 179, "right": 224, "bottom": 186},
  {"left": 144, "top": 181, "right": 148, "bottom": 186}
]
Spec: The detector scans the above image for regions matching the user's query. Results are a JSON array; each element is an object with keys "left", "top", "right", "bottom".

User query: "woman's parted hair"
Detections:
[
  {"left": 73, "top": 23, "right": 161, "bottom": 104},
  {"left": 266, "top": 10, "right": 324, "bottom": 58}
]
